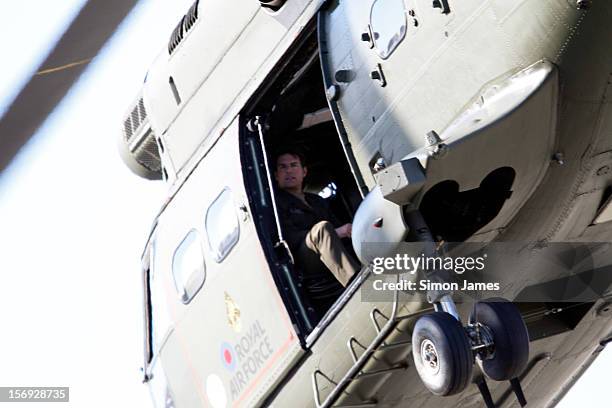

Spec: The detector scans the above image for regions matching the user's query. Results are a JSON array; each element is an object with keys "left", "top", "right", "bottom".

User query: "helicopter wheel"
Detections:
[
  {"left": 412, "top": 312, "right": 473, "bottom": 396},
  {"left": 470, "top": 298, "right": 529, "bottom": 381}
]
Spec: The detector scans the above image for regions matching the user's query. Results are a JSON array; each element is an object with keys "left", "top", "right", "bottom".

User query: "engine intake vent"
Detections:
[
  {"left": 168, "top": 19, "right": 185, "bottom": 55},
  {"left": 123, "top": 97, "right": 148, "bottom": 142},
  {"left": 184, "top": 0, "right": 199, "bottom": 32},
  {"left": 119, "top": 93, "right": 162, "bottom": 180},
  {"left": 168, "top": 0, "right": 200, "bottom": 54}
]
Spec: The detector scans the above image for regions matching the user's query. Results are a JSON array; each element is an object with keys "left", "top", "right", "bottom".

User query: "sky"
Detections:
[
  {"left": 0, "top": 1, "right": 609, "bottom": 407},
  {"left": 0, "top": 1, "right": 192, "bottom": 406}
]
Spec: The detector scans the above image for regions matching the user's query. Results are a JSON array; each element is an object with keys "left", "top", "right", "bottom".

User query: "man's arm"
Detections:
[{"left": 310, "top": 194, "right": 352, "bottom": 238}]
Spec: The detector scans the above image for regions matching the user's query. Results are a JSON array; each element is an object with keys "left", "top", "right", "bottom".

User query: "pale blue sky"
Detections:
[
  {"left": 0, "top": 1, "right": 609, "bottom": 407},
  {"left": 0, "top": 1, "right": 191, "bottom": 406}
]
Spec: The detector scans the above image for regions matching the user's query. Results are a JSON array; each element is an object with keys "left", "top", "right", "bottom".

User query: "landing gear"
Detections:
[
  {"left": 411, "top": 298, "right": 530, "bottom": 406},
  {"left": 404, "top": 210, "right": 530, "bottom": 405},
  {"left": 412, "top": 312, "right": 473, "bottom": 396}
]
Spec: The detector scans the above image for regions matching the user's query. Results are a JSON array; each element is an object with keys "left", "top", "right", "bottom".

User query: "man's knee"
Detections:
[
  {"left": 306, "top": 221, "right": 336, "bottom": 249},
  {"left": 311, "top": 220, "right": 335, "bottom": 239}
]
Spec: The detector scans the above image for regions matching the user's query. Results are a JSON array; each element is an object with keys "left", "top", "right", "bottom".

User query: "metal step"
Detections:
[{"left": 312, "top": 281, "right": 432, "bottom": 408}]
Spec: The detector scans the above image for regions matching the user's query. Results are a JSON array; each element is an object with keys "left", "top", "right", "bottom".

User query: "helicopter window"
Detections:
[
  {"left": 370, "top": 0, "right": 407, "bottom": 59},
  {"left": 205, "top": 188, "right": 240, "bottom": 263},
  {"left": 172, "top": 229, "right": 206, "bottom": 304},
  {"left": 318, "top": 182, "right": 338, "bottom": 199}
]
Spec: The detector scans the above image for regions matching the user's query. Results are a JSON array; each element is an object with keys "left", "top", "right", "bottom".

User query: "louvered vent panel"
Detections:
[
  {"left": 124, "top": 98, "right": 148, "bottom": 142},
  {"left": 131, "top": 105, "right": 140, "bottom": 131},
  {"left": 168, "top": 0, "right": 200, "bottom": 55},
  {"left": 168, "top": 18, "right": 185, "bottom": 54},
  {"left": 123, "top": 117, "right": 133, "bottom": 141},
  {"left": 138, "top": 98, "right": 147, "bottom": 122},
  {"left": 135, "top": 131, "right": 162, "bottom": 172},
  {"left": 120, "top": 91, "right": 162, "bottom": 179},
  {"left": 184, "top": 0, "right": 199, "bottom": 31}
]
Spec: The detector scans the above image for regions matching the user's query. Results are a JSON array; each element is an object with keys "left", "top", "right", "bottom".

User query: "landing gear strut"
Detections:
[{"left": 406, "top": 210, "right": 530, "bottom": 407}]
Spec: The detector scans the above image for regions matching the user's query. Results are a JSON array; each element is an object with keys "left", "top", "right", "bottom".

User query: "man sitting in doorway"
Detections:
[{"left": 274, "top": 148, "right": 360, "bottom": 288}]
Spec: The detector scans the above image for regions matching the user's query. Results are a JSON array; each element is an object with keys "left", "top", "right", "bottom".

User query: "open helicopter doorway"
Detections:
[{"left": 240, "top": 27, "right": 364, "bottom": 341}]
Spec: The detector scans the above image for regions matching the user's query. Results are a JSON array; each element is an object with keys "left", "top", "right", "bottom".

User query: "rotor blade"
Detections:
[{"left": 0, "top": 0, "right": 141, "bottom": 175}]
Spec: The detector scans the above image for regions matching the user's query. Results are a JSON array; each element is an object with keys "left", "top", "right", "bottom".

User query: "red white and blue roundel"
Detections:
[{"left": 220, "top": 342, "right": 237, "bottom": 372}]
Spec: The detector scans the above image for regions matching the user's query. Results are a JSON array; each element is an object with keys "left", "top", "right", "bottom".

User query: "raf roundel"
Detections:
[{"left": 220, "top": 342, "right": 237, "bottom": 372}]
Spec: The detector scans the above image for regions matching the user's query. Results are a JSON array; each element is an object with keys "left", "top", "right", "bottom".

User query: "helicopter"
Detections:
[{"left": 118, "top": 0, "right": 612, "bottom": 406}]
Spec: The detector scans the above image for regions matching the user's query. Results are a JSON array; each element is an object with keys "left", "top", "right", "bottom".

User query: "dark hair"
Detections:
[{"left": 274, "top": 147, "right": 306, "bottom": 168}]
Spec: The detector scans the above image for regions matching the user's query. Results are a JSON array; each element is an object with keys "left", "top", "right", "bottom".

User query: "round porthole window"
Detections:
[{"left": 370, "top": 0, "right": 408, "bottom": 59}]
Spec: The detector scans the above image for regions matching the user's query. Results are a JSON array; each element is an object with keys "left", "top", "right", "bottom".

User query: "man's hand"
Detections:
[{"left": 335, "top": 223, "right": 352, "bottom": 239}]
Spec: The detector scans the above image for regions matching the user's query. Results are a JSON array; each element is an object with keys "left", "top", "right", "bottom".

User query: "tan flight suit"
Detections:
[{"left": 299, "top": 220, "right": 360, "bottom": 287}]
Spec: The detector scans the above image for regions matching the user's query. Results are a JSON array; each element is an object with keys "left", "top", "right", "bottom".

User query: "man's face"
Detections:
[{"left": 275, "top": 153, "right": 307, "bottom": 192}]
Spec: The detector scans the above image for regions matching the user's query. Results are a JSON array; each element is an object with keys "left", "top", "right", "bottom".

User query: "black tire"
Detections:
[
  {"left": 470, "top": 298, "right": 529, "bottom": 381},
  {"left": 412, "top": 312, "right": 473, "bottom": 396}
]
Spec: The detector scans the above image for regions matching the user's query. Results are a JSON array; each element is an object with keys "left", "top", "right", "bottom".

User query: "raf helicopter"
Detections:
[{"left": 119, "top": 0, "right": 612, "bottom": 407}]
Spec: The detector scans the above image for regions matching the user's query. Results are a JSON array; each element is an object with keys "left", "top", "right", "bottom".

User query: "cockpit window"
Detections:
[
  {"left": 205, "top": 188, "right": 240, "bottom": 263},
  {"left": 370, "top": 0, "right": 407, "bottom": 59},
  {"left": 172, "top": 229, "right": 206, "bottom": 303}
]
